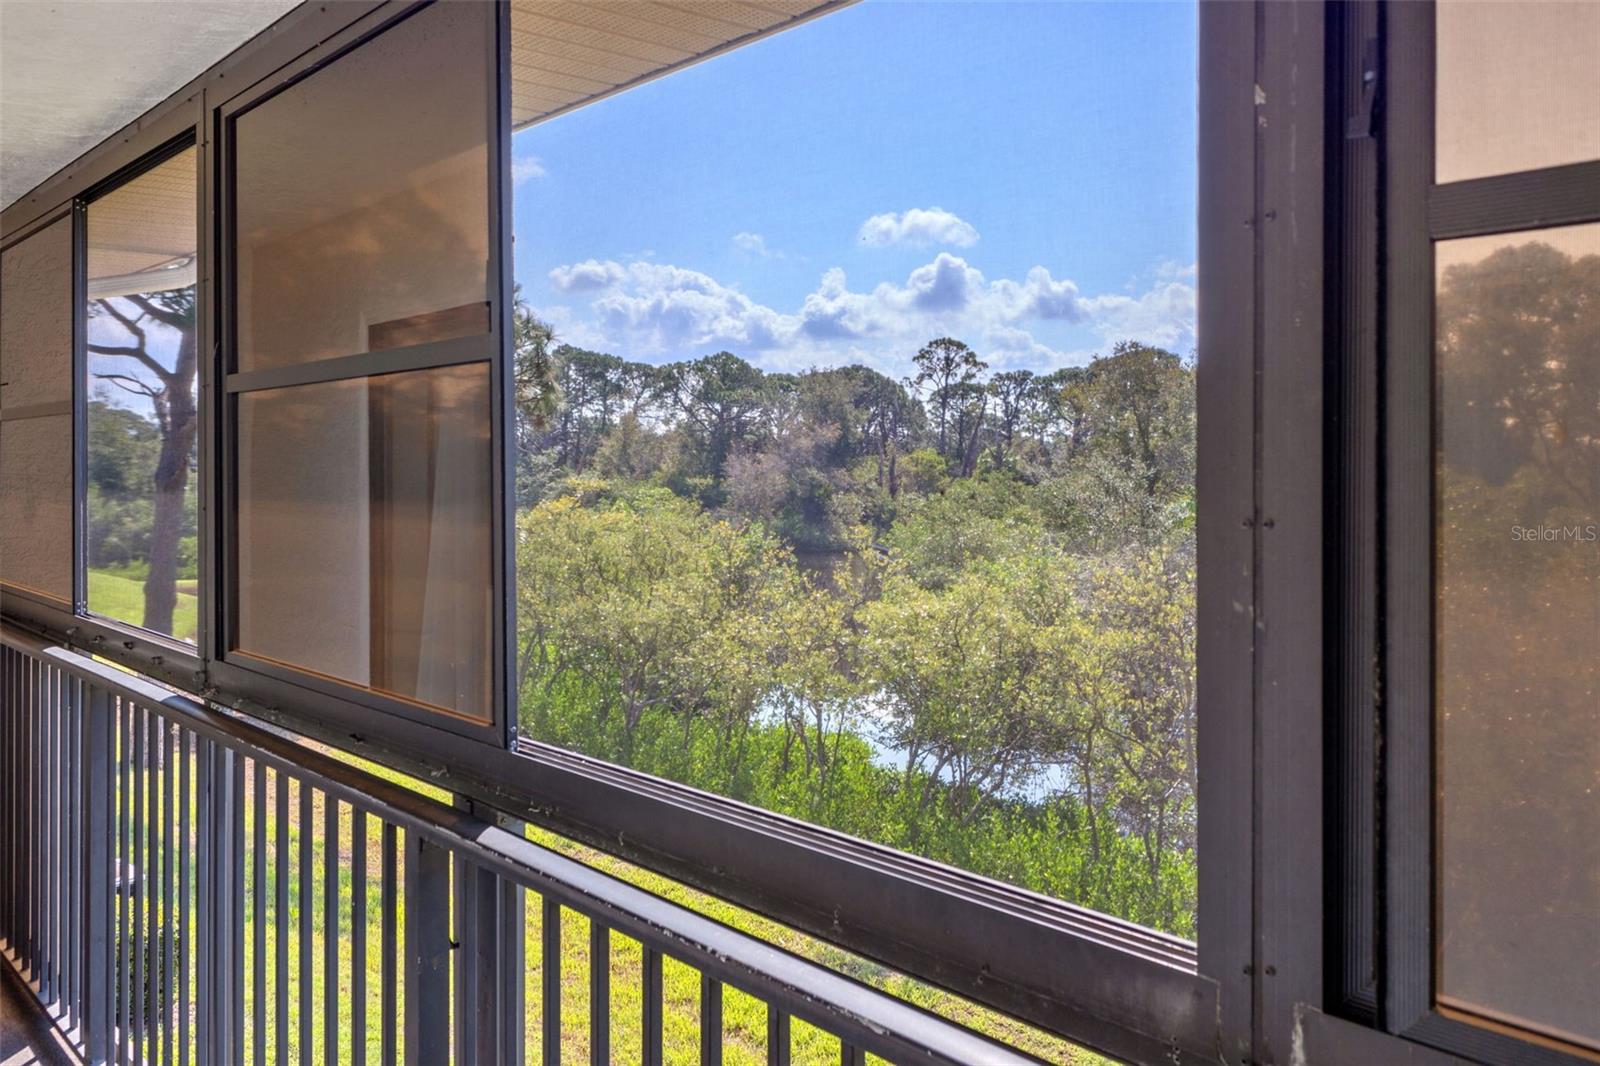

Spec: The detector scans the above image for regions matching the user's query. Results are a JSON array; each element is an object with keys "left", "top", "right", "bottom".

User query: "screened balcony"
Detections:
[{"left": 2, "top": 3, "right": 1596, "bottom": 1065}]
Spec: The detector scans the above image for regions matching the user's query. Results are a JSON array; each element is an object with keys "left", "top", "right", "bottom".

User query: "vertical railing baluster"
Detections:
[
  {"left": 179, "top": 728, "right": 192, "bottom": 1066},
  {"left": 274, "top": 772, "right": 289, "bottom": 1066},
  {"left": 2, "top": 648, "right": 11, "bottom": 957},
  {"left": 195, "top": 733, "right": 212, "bottom": 1066},
  {"left": 642, "top": 946, "right": 663, "bottom": 1066},
  {"left": 403, "top": 833, "right": 451, "bottom": 1066},
  {"left": 840, "top": 1041, "right": 866, "bottom": 1066},
  {"left": 381, "top": 823, "right": 397, "bottom": 1066},
  {"left": 43, "top": 665, "right": 56, "bottom": 1009},
  {"left": 766, "top": 1006, "right": 790, "bottom": 1066},
  {"left": 133, "top": 703, "right": 147, "bottom": 1063},
  {"left": 26, "top": 656, "right": 38, "bottom": 984},
  {"left": 324, "top": 797, "right": 339, "bottom": 1066},
  {"left": 453, "top": 857, "right": 477, "bottom": 1065},
  {"left": 298, "top": 782, "right": 312, "bottom": 1066},
  {"left": 351, "top": 810, "right": 367, "bottom": 1066},
  {"left": 254, "top": 760, "right": 267, "bottom": 1066},
  {"left": 589, "top": 922, "right": 609, "bottom": 1066},
  {"left": 83, "top": 683, "right": 114, "bottom": 1064},
  {"left": 232, "top": 749, "right": 246, "bottom": 1066},
  {"left": 119, "top": 699, "right": 132, "bottom": 1066},
  {"left": 69, "top": 676, "right": 84, "bottom": 1032},
  {"left": 542, "top": 896, "right": 561, "bottom": 1066},
  {"left": 701, "top": 974, "right": 723, "bottom": 1066},
  {"left": 163, "top": 718, "right": 175, "bottom": 1066},
  {"left": 151, "top": 712, "right": 165, "bottom": 1066},
  {"left": 500, "top": 877, "right": 525, "bottom": 1066}
]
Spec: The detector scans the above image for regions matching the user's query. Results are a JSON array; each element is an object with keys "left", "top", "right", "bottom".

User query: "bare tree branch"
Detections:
[
  {"left": 89, "top": 299, "right": 173, "bottom": 383},
  {"left": 92, "top": 371, "right": 161, "bottom": 399},
  {"left": 124, "top": 292, "right": 190, "bottom": 332}
]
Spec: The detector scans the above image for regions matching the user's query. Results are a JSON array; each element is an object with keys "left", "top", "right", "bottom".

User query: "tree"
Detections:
[
  {"left": 987, "top": 369, "right": 1037, "bottom": 468},
  {"left": 653, "top": 352, "right": 771, "bottom": 485},
  {"left": 912, "top": 338, "right": 986, "bottom": 456},
  {"left": 512, "top": 295, "right": 559, "bottom": 433},
  {"left": 87, "top": 288, "right": 196, "bottom": 635}
]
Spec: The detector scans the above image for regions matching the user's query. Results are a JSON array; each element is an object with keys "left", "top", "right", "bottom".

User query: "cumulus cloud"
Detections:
[
  {"left": 590, "top": 262, "right": 791, "bottom": 352},
  {"left": 511, "top": 156, "right": 547, "bottom": 184},
  {"left": 1083, "top": 281, "right": 1197, "bottom": 349},
  {"left": 858, "top": 207, "right": 979, "bottom": 249},
  {"left": 732, "top": 231, "right": 787, "bottom": 259},
  {"left": 548, "top": 259, "right": 626, "bottom": 293},
  {"left": 540, "top": 253, "right": 1194, "bottom": 371}
]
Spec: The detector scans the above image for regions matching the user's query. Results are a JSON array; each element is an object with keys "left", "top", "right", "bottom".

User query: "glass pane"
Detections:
[
  {"left": 1, "top": 216, "right": 73, "bottom": 407},
  {"left": 235, "top": 363, "right": 493, "bottom": 719},
  {"left": 1435, "top": 223, "right": 1600, "bottom": 1051},
  {"left": 1436, "top": 0, "right": 1600, "bottom": 183},
  {"left": 233, "top": 0, "right": 491, "bottom": 372},
  {"left": 85, "top": 146, "right": 200, "bottom": 641},
  {"left": 1, "top": 216, "right": 73, "bottom": 603},
  {"left": 0, "top": 416, "right": 73, "bottom": 602},
  {"left": 512, "top": 1, "right": 1199, "bottom": 938}
]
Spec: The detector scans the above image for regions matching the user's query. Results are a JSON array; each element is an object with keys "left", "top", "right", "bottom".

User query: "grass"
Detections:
[
  {"left": 87, "top": 568, "right": 198, "bottom": 641},
  {"left": 116, "top": 733, "right": 1103, "bottom": 1065}
]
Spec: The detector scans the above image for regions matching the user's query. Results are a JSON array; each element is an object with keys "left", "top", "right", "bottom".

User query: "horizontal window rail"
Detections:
[{"left": 0, "top": 625, "right": 1044, "bottom": 1065}]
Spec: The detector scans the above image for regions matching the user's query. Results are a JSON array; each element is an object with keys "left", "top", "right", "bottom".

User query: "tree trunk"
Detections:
[{"left": 143, "top": 357, "right": 196, "bottom": 636}]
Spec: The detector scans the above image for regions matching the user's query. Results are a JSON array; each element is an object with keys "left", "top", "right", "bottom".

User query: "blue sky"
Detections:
[{"left": 511, "top": 0, "right": 1197, "bottom": 378}]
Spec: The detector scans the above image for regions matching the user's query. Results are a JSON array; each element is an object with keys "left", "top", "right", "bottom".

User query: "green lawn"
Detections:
[
  {"left": 88, "top": 569, "right": 198, "bottom": 641},
  {"left": 117, "top": 737, "right": 1101, "bottom": 1065}
]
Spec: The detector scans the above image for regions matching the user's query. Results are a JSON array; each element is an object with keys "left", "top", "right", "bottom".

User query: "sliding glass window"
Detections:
[
  {"left": 0, "top": 215, "right": 74, "bottom": 606},
  {"left": 224, "top": 0, "right": 501, "bottom": 727},
  {"left": 83, "top": 144, "right": 200, "bottom": 642}
]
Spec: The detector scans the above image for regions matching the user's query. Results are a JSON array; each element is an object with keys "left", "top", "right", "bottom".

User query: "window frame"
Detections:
[
  {"left": 1365, "top": 4, "right": 1600, "bottom": 1064},
  {"left": 0, "top": 207, "right": 77, "bottom": 613},
  {"left": 72, "top": 132, "right": 202, "bottom": 652},
  {"left": 210, "top": 0, "right": 513, "bottom": 746},
  {"left": 0, "top": 3, "right": 1369, "bottom": 1063}
]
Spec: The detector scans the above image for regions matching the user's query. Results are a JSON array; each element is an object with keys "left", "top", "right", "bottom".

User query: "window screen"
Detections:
[
  {"left": 1435, "top": 0, "right": 1600, "bottom": 183},
  {"left": 1434, "top": 222, "right": 1600, "bottom": 1051},
  {"left": 235, "top": 364, "right": 493, "bottom": 718},
  {"left": 227, "top": 0, "right": 499, "bottom": 725},
  {"left": 0, "top": 216, "right": 75, "bottom": 604},
  {"left": 232, "top": 0, "right": 491, "bottom": 372}
]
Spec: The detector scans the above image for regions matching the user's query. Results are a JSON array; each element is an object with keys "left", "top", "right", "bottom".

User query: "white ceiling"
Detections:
[{"left": 0, "top": 0, "right": 299, "bottom": 210}]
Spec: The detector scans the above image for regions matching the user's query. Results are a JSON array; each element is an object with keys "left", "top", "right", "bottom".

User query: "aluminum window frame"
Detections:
[
  {"left": 0, "top": 3, "right": 1361, "bottom": 1062},
  {"left": 70, "top": 132, "right": 203, "bottom": 655},
  {"left": 211, "top": 0, "right": 513, "bottom": 747},
  {"left": 1372, "top": 4, "right": 1600, "bottom": 1064},
  {"left": 0, "top": 206, "right": 78, "bottom": 613}
]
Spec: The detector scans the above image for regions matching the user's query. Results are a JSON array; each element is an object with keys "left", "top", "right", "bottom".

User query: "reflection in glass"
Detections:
[
  {"left": 1436, "top": 0, "right": 1600, "bottom": 183},
  {"left": 1435, "top": 224, "right": 1600, "bottom": 1051},
  {"left": 85, "top": 146, "right": 200, "bottom": 641},
  {"left": 233, "top": 0, "right": 491, "bottom": 371},
  {"left": 236, "top": 364, "right": 493, "bottom": 719},
  {"left": 0, "top": 216, "right": 74, "bottom": 602}
]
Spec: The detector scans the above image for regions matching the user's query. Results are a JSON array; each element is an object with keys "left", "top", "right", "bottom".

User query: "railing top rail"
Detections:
[{"left": 0, "top": 622, "right": 1046, "bottom": 1065}]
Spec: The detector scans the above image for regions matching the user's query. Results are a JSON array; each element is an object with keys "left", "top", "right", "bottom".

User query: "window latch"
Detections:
[{"left": 1346, "top": 37, "right": 1379, "bottom": 141}]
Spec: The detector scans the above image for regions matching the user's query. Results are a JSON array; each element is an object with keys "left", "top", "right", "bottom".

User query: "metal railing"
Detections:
[{"left": 0, "top": 625, "right": 1042, "bottom": 1066}]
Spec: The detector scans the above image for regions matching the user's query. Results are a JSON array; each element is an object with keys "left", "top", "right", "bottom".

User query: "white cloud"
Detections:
[
  {"left": 548, "top": 259, "right": 626, "bottom": 293},
  {"left": 538, "top": 253, "right": 1194, "bottom": 373},
  {"left": 858, "top": 207, "right": 979, "bottom": 249},
  {"left": 732, "top": 231, "right": 786, "bottom": 259},
  {"left": 1083, "top": 281, "right": 1197, "bottom": 349},
  {"left": 511, "top": 155, "right": 547, "bottom": 184}
]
